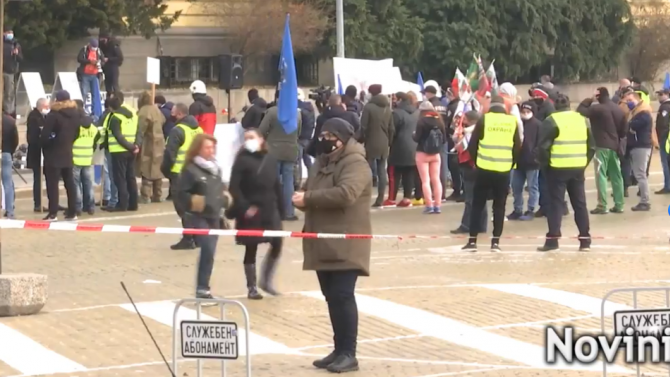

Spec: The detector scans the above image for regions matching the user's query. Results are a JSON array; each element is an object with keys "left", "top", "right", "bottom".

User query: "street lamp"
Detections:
[{"left": 336, "top": 0, "right": 344, "bottom": 57}]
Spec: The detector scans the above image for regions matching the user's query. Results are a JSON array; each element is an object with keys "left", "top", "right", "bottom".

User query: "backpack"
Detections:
[{"left": 422, "top": 127, "right": 443, "bottom": 155}]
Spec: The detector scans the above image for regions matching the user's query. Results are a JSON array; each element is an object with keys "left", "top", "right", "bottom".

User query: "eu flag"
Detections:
[
  {"left": 337, "top": 74, "right": 344, "bottom": 95},
  {"left": 277, "top": 14, "right": 298, "bottom": 134}
]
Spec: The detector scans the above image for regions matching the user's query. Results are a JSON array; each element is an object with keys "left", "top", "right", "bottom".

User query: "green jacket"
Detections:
[{"left": 259, "top": 106, "right": 302, "bottom": 162}]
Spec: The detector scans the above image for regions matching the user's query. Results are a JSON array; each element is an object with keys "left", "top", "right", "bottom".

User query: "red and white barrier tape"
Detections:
[{"left": 0, "top": 219, "right": 666, "bottom": 241}]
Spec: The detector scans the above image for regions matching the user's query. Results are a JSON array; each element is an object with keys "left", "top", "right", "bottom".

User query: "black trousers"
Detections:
[
  {"left": 103, "top": 67, "right": 120, "bottom": 96},
  {"left": 448, "top": 154, "right": 463, "bottom": 195},
  {"left": 111, "top": 151, "right": 138, "bottom": 210},
  {"left": 32, "top": 166, "right": 42, "bottom": 209},
  {"left": 317, "top": 270, "right": 359, "bottom": 356},
  {"left": 545, "top": 168, "right": 590, "bottom": 241},
  {"left": 243, "top": 239, "right": 282, "bottom": 265},
  {"left": 469, "top": 169, "right": 510, "bottom": 239},
  {"left": 391, "top": 165, "right": 415, "bottom": 200},
  {"left": 44, "top": 167, "right": 76, "bottom": 217}
]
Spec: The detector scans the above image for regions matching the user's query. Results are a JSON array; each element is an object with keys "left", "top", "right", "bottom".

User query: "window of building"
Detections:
[{"left": 160, "top": 56, "right": 220, "bottom": 87}]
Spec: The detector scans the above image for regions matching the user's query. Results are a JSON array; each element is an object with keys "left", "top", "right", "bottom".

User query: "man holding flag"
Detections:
[{"left": 259, "top": 15, "right": 302, "bottom": 221}]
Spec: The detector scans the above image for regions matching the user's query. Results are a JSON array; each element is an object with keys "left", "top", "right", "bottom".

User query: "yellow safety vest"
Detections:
[
  {"left": 170, "top": 124, "right": 203, "bottom": 173},
  {"left": 108, "top": 104, "right": 138, "bottom": 153},
  {"left": 548, "top": 111, "right": 588, "bottom": 168},
  {"left": 476, "top": 113, "right": 517, "bottom": 172},
  {"left": 72, "top": 125, "right": 98, "bottom": 166}
]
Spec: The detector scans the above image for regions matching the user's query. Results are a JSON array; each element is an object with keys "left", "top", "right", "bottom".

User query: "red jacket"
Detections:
[{"left": 189, "top": 94, "right": 217, "bottom": 135}]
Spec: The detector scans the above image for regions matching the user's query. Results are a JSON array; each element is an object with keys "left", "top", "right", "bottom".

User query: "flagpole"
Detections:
[{"left": 335, "top": 0, "right": 345, "bottom": 57}]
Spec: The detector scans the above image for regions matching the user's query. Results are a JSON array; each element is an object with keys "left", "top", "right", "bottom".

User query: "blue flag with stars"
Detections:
[{"left": 277, "top": 14, "right": 298, "bottom": 134}]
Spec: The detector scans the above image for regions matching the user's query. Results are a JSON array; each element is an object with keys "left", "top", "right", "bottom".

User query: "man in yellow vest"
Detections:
[
  {"left": 72, "top": 100, "right": 100, "bottom": 216},
  {"left": 462, "top": 95, "right": 522, "bottom": 252},
  {"left": 536, "top": 94, "right": 595, "bottom": 252},
  {"left": 105, "top": 91, "right": 139, "bottom": 212},
  {"left": 161, "top": 102, "right": 203, "bottom": 250}
]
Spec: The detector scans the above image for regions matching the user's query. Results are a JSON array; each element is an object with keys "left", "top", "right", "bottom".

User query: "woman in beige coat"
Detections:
[{"left": 135, "top": 91, "right": 166, "bottom": 202}]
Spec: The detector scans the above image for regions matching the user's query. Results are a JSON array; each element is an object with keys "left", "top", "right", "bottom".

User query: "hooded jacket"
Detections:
[
  {"left": 41, "top": 100, "right": 81, "bottom": 168},
  {"left": 161, "top": 115, "right": 201, "bottom": 177},
  {"left": 99, "top": 37, "right": 123, "bottom": 70},
  {"left": 106, "top": 105, "right": 137, "bottom": 153},
  {"left": 241, "top": 97, "right": 267, "bottom": 130},
  {"left": 576, "top": 96, "right": 627, "bottom": 152},
  {"left": 389, "top": 100, "right": 419, "bottom": 166},
  {"left": 76, "top": 45, "right": 104, "bottom": 77},
  {"left": 360, "top": 94, "right": 395, "bottom": 159},
  {"left": 189, "top": 93, "right": 216, "bottom": 135},
  {"left": 627, "top": 101, "right": 653, "bottom": 149}
]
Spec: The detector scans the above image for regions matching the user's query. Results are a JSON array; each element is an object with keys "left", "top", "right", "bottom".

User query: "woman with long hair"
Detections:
[
  {"left": 413, "top": 101, "right": 447, "bottom": 214},
  {"left": 225, "top": 128, "right": 283, "bottom": 299},
  {"left": 176, "top": 133, "right": 232, "bottom": 299}
]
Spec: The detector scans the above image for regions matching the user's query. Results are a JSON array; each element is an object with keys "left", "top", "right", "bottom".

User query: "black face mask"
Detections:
[
  {"left": 533, "top": 98, "right": 544, "bottom": 106},
  {"left": 317, "top": 139, "right": 339, "bottom": 155}
]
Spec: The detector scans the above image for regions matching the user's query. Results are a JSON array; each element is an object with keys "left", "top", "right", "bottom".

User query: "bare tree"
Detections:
[
  {"left": 204, "top": 0, "right": 328, "bottom": 70},
  {"left": 628, "top": 0, "right": 670, "bottom": 82}
]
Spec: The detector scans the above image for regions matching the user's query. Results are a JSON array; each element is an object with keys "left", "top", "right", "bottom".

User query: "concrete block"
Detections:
[{"left": 0, "top": 274, "right": 48, "bottom": 317}]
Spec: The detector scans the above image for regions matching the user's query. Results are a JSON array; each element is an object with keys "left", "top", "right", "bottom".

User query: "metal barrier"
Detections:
[
  {"left": 601, "top": 287, "right": 670, "bottom": 377},
  {"left": 172, "top": 298, "right": 252, "bottom": 377}
]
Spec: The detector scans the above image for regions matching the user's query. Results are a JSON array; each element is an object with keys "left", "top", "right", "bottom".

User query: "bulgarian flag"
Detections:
[
  {"left": 486, "top": 60, "right": 499, "bottom": 96},
  {"left": 452, "top": 68, "right": 472, "bottom": 103}
]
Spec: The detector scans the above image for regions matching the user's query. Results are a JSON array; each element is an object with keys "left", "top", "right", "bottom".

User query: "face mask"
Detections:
[
  {"left": 5, "top": 34, "right": 13, "bottom": 41},
  {"left": 521, "top": 113, "right": 532, "bottom": 120},
  {"left": 318, "top": 138, "right": 339, "bottom": 154},
  {"left": 40, "top": 109, "right": 50, "bottom": 115},
  {"left": 533, "top": 98, "right": 544, "bottom": 105},
  {"left": 627, "top": 101, "right": 636, "bottom": 110},
  {"left": 244, "top": 139, "right": 260, "bottom": 153}
]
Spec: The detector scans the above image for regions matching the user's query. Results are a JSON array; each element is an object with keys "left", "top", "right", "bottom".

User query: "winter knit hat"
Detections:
[
  {"left": 55, "top": 90, "right": 70, "bottom": 102},
  {"left": 322, "top": 118, "right": 355, "bottom": 144},
  {"left": 418, "top": 101, "right": 435, "bottom": 111},
  {"left": 520, "top": 100, "right": 537, "bottom": 115},
  {"left": 531, "top": 86, "right": 550, "bottom": 100},
  {"left": 368, "top": 84, "right": 382, "bottom": 96}
]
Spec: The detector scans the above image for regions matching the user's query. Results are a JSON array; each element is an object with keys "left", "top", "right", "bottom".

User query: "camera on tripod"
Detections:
[{"left": 308, "top": 85, "right": 333, "bottom": 106}]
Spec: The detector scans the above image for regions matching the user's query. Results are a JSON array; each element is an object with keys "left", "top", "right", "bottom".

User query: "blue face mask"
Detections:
[
  {"left": 5, "top": 34, "right": 13, "bottom": 41},
  {"left": 627, "top": 101, "right": 636, "bottom": 110}
]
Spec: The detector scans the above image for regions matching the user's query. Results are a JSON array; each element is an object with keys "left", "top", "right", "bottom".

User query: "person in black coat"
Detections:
[
  {"left": 310, "top": 95, "right": 360, "bottom": 157},
  {"left": 40, "top": 90, "right": 80, "bottom": 221},
  {"left": 241, "top": 89, "right": 267, "bottom": 130},
  {"left": 155, "top": 95, "right": 175, "bottom": 140},
  {"left": 508, "top": 101, "right": 541, "bottom": 220},
  {"left": 98, "top": 33, "right": 124, "bottom": 96},
  {"left": 226, "top": 128, "right": 283, "bottom": 300},
  {"left": 27, "top": 98, "right": 49, "bottom": 212}
]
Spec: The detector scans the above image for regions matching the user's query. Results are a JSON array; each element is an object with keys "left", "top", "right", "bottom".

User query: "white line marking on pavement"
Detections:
[
  {"left": 297, "top": 352, "right": 522, "bottom": 369},
  {"left": 480, "top": 315, "right": 595, "bottom": 330},
  {"left": 293, "top": 334, "right": 426, "bottom": 351},
  {"left": 0, "top": 323, "right": 86, "bottom": 375},
  {"left": 118, "top": 301, "right": 294, "bottom": 355},
  {"left": 480, "top": 284, "right": 631, "bottom": 316},
  {"left": 77, "top": 211, "right": 175, "bottom": 223},
  {"left": 411, "top": 368, "right": 514, "bottom": 377},
  {"left": 299, "top": 291, "right": 628, "bottom": 372}
]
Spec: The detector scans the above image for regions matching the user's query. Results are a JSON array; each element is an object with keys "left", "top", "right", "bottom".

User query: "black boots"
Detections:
[
  {"left": 244, "top": 264, "right": 263, "bottom": 300},
  {"left": 259, "top": 253, "right": 280, "bottom": 296},
  {"left": 170, "top": 236, "right": 197, "bottom": 250}
]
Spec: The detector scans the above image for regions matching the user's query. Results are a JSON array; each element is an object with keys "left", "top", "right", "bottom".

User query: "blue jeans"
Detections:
[
  {"left": 73, "top": 165, "right": 95, "bottom": 212},
  {"left": 191, "top": 215, "right": 220, "bottom": 292},
  {"left": 440, "top": 144, "right": 451, "bottom": 188},
  {"left": 512, "top": 169, "right": 539, "bottom": 213},
  {"left": 660, "top": 144, "right": 670, "bottom": 190},
  {"left": 1, "top": 153, "right": 14, "bottom": 217},
  {"left": 277, "top": 161, "right": 295, "bottom": 218},
  {"left": 80, "top": 74, "right": 99, "bottom": 111},
  {"left": 104, "top": 150, "right": 118, "bottom": 206}
]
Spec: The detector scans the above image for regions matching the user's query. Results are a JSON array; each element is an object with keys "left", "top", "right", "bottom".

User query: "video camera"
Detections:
[{"left": 308, "top": 85, "right": 333, "bottom": 105}]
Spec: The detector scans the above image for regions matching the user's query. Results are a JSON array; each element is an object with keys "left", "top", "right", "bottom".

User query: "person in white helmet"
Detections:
[{"left": 189, "top": 80, "right": 216, "bottom": 135}]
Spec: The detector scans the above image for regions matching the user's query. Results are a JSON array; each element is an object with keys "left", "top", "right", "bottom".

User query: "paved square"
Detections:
[{"left": 2, "top": 161, "right": 670, "bottom": 376}]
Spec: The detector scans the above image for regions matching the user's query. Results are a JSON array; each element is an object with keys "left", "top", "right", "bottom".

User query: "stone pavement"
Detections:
[{"left": 1, "top": 158, "right": 670, "bottom": 376}]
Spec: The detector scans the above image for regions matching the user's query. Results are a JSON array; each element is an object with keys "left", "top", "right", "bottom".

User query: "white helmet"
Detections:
[
  {"left": 190, "top": 80, "right": 206, "bottom": 94},
  {"left": 424, "top": 80, "right": 441, "bottom": 97}
]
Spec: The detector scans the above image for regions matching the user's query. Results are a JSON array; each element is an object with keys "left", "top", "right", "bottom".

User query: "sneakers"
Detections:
[
  {"left": 631, "top": 203, "right": 650, "bottom": 212},
  {"left": 382, "top": 199, "right": 396, "bottom": 207},
  {"left": 422, "top": 206, "right": 434, "bottom": 214},
  {"left": 410, "top": 198, "right": 424, "bottom": 206},
  {"left": 327, "top": 354, "right": 359, "bottom": 373},
  {"left": 397, "top": 198, "right": 412, "bottom": 207},
  {"left": 507, "top": 211, "right": 522, "bottom": 220},
  {"left": 170, "top": 237, "right": 197, "bottom": 250},
  {"left": 519, "top": 211, "right": 534, "bottom": 221},
  {"left": 609, "top": 207, "right": 624, "bottom": 214},
  {"left": 462, "top": 240, "right": 477, "bottom": 252},
  {"left": 313, "top": 351, "right": 338, "bottom": 369},
  {"left": 579, "top": 240, "right": 591, "bottom": 252},
  {"left": 283, "top": 215, "right": 299, "bottom": 221},
  {"left": 195, "top": 290, "right": 218, "bottom": 306},
  {"left": 590, "top": 207, "right": 609, "bottom": 215},
  {"left": 445, "top": 193, "right": 463, "bottom": 202},
  {"left": 432, "top": 206, "right": 441, "bottom": 214},
  {"left": 42, "top": 214, "right": 58, "bottom": 222},
  {"left": 371, "top": 199, "right": 383, "bottom": 208},
  {"left": 63, "top": 215, "right": 78, "bottom": 222},
  {"left": 490, "top": 242, "right": 501, "bottom": 253}
]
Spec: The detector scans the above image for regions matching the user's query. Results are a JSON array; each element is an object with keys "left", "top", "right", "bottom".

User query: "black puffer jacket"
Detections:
[
  {"left": 41, "top": 100, "right": 81, "bottom": 169},
  {"left": 177, "top": 160, "right": 230, "bottom": 220},
  {"left": 241, "top": 97, "right": 267, "bottom": 130}
]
